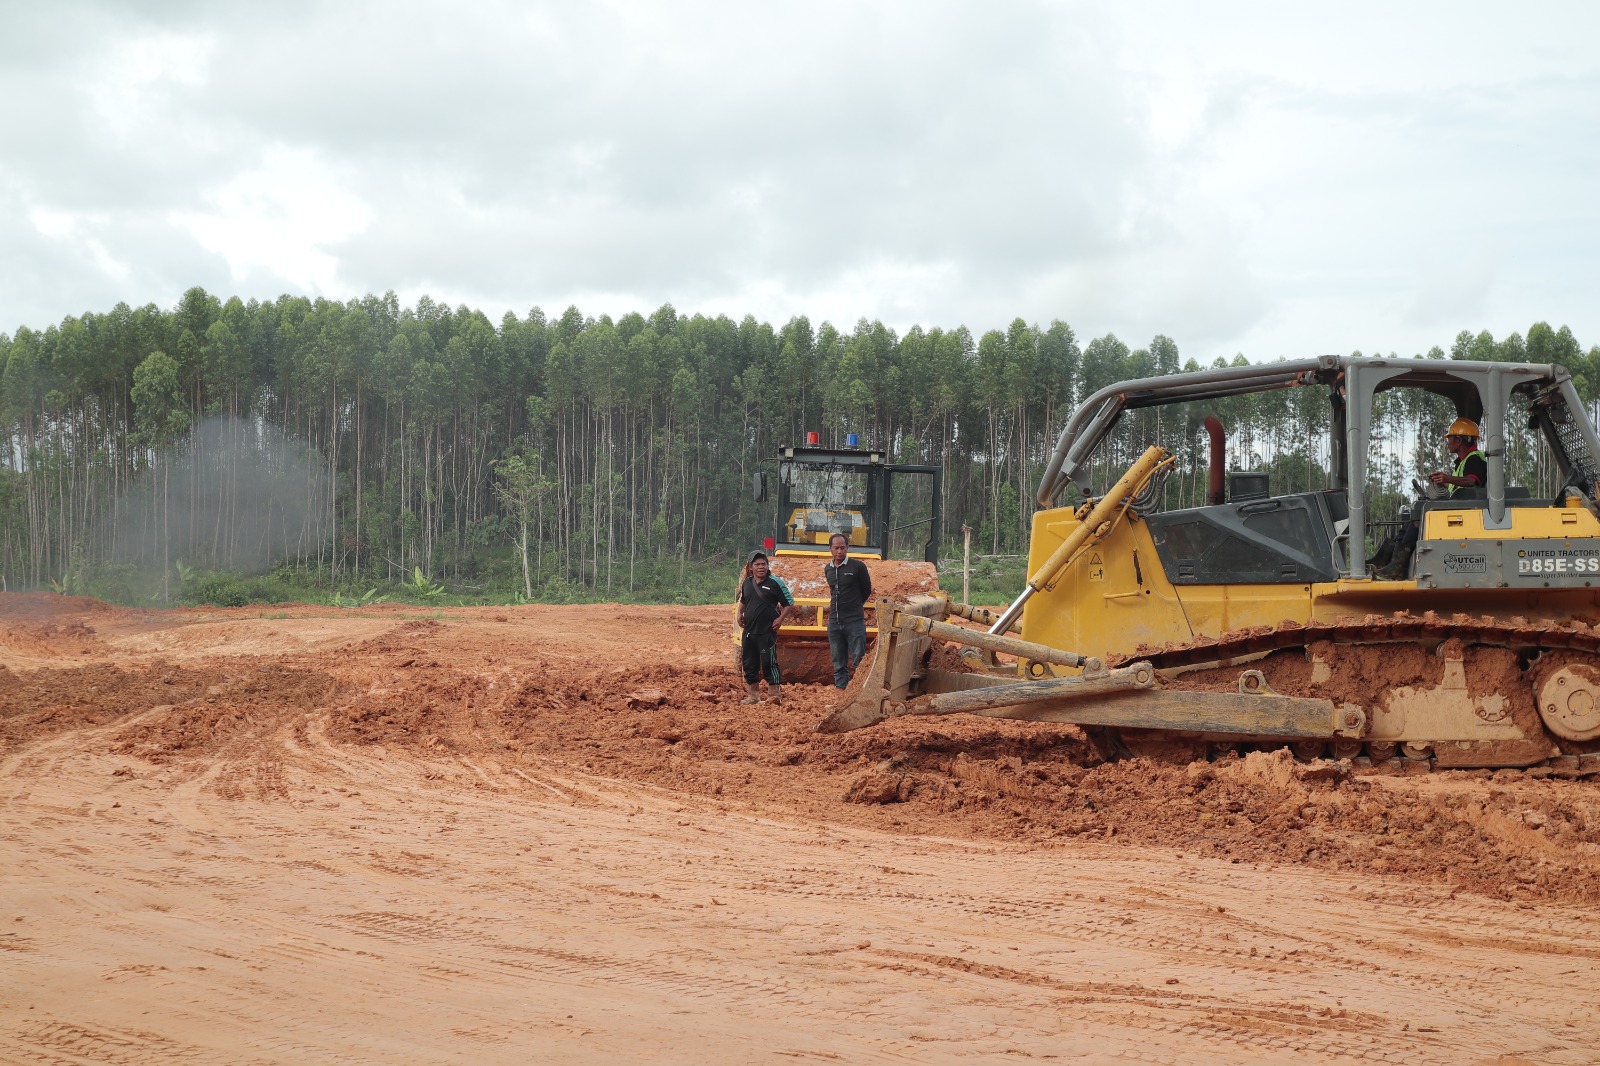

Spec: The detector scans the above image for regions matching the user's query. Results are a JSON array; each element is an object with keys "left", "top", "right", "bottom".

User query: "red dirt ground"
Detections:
[{"left": 3, "top": 592, "right": 1597, "bottom": 1063}]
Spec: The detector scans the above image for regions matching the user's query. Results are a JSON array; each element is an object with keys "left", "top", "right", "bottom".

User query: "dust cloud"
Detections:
[{"left": 111, "top": 415, "right": 330, "bottom": 573}]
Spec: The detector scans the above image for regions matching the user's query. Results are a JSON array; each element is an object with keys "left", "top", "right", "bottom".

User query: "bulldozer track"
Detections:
[
  {"left": 1121, "top": 611, "right": 1600, "bottom": 671},
  {"left": 1108, "top": 611, "right": 1600, "bottom": 774}
]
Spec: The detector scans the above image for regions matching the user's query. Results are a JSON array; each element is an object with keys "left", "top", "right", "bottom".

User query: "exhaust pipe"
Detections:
[{"left": 1204, "top": 416, "right": 1225, "bottom": 506}]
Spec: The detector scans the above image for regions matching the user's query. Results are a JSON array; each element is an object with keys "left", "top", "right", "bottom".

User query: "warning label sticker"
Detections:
[{"left": 1087, "top": 552, "right": 1104, "bottom": 582}]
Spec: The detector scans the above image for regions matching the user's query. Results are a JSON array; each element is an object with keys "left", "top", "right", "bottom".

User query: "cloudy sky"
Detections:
[{"left": 3, "top": 0, "right": 1598, "bottom": 362}]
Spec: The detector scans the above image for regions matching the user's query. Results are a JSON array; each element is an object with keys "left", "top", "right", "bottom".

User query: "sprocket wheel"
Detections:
[{"left": 1530, "top": 654, "right": 1600, "bottom": 743}]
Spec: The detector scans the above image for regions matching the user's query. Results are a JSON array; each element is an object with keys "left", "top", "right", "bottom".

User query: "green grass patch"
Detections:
[{"left": 67, "top": 542, "right": 1018, "bottom": 609}]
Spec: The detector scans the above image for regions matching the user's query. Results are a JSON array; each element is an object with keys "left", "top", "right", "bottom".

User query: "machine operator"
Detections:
[
  {"left": 1373, "top": 418, "right": 1486, "bottom": 580},
  {"left": 1428, "top": 418, "right": 1488, "bottom": 495}
]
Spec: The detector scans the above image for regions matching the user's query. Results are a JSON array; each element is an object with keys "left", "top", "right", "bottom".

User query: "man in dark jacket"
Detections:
[
  {"left": 824, "top": 533, "right": 872, "bottom": 689},
  {"left": 737, "top": 550, "right": 794, "bottom": 704}
]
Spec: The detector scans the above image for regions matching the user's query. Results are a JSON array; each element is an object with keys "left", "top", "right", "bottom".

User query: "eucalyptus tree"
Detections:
[
  {"left": 973, "top": 328, "right": 1013, "bottom": 551},
  {"left": 5, "top": 283, "right": 1598, "bottom": 601},
  {"left": 774, "top": 315, "right": 820, "bottom": 447},
  {"left": 1037, "top": 320, "right": 1081, "bottom": 437},
  {"left": 131, "top": 350, "right": 189, "bottom": 600},
  {"left": 493, "top": 445, "right": 554, "bottom": 599},
  {"left": 572, "top": 314, "right": 624, "bottom": 588},
  {"left": 1078, "top": 333, "right": 1132, "bottom": 490},
  {"left": 0, "top": 327, "right": 56, "bottom": 583}
]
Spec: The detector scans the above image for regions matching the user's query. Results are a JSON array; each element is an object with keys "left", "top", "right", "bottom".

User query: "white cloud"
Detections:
[
  {"left": 2, "top": 0, "right": 1599, "bottom": 362},
  {"left": 86, "top": 29, "right": 214, "bottom": 142},
  {"left": 28, "top": 206, "right": 76, "bottom": 240},
  {"left": 25, "top": 203, "right": 131, "bottom": 283},
  {"left": 169, "top": 148, "right": 371, "bottom": 293}
]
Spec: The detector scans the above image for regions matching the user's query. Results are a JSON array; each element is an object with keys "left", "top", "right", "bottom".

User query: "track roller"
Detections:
[
  {"left": 1330, "top": 738, "right": 1363, "bottom": 760},
  {"left": 1291, "top": 740, "right": 1326, "bottom": 762}
]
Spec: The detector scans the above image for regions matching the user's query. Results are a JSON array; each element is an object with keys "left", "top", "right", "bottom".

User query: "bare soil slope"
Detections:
[{"left": 2, "top": 593, "right": 1597, "bottom": 1064}]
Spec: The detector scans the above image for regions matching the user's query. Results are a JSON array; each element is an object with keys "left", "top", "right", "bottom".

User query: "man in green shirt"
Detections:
[{"left": 737, "top": 550, "right": 794, "bottom": 704}]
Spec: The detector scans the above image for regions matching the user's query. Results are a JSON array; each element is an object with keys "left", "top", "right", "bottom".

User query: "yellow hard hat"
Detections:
[{"left": 1446, "top": 417, "right": 1479, "bottom": 439}]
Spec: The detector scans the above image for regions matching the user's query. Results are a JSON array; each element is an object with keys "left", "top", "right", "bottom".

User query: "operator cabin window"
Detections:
[
  {"left": 1077, "top": 391, "right": 1344, "bottom": 585},
  {"left": 1075, "top": 395, "right": 1335, "bottom": 513},
  {"left": 1362, "top": 386, "right": 1459, "bottom": 544}
]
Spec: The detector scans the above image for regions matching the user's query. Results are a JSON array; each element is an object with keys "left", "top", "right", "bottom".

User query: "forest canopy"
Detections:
[{"left": 1, "top": 288, "right": 1595, "bottom": 601}]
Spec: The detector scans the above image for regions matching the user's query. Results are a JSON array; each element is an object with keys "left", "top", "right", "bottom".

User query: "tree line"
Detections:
[{"left": 0, "top": 287, "right": 1595, "bottom": 598}]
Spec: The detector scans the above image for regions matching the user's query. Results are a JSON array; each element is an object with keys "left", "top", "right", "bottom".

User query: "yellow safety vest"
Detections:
[{"left": 1450, "top": 449, "right": 1485, "bottom": 496}]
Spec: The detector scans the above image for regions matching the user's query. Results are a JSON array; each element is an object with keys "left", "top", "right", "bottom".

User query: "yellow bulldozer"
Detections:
[
  {"left": 819, "top": 355, "right": 1600, "bottom": 776},
  {"left": 740, "top": 439, "right": 942, "bottom": 684}
]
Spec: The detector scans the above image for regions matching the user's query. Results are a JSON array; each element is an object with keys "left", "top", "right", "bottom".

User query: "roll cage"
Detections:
[{"left": 1036, "top": 355, "right": 1600, "bottom": 576}]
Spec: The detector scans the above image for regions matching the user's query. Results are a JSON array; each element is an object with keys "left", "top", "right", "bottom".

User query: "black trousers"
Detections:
[
  {"left": 741, "top": 627, "right": 780, "bottom": 686},
  {"left": 828, "top": 619, "right": 868, "bottom": 689}
]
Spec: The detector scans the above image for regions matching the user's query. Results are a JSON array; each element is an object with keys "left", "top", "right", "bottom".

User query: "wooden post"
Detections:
[{"left": 961, "top": 523, "right": 972, "bottom": 604}]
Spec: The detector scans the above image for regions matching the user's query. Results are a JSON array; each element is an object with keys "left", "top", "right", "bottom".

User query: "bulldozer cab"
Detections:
[
  {"left": 1036, "top": 355, "right": 1600, "bottom": 582},
  {"left": 760, "top": 445, "right": 942, "bottom": 564}
]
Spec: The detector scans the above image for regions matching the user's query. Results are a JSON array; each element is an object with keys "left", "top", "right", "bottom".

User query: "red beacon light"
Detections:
[
  {"left": 764, "top": 536, "right": 775, "bottom": 552},
  {"left": 806, "top": 430, "right": 820, "bottom": 445}
]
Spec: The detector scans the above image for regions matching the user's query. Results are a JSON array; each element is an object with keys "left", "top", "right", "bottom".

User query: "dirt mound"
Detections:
[
  {"left": 0, "top": 620, "right": 107, "bottom": 660},
  {"left": 112, "top": 663, "right": 341, "bottom": 761},
  {"left": 0, "top": 591, "right": 130, "bottom": 622},
  {"left": 320, "top": 645, "right": 1600, "bottom": 905},
  {"left": 769, "top": 557, "right": 939, "bottom": 602},
  {"left": 1058, "top": 749, "right": 1600, "bottom": 902},
  {"left": 0, "top": 654, "right": 343, "bottom": 762},
  {"left": 347, "top": 618, "right": 449, "bottom": 656},
  {"left": 3, "top": 600, "right": 1599, "bottom": 908},
  {"left": 0, "top": 661, "right": 205, "bottom": 756}
]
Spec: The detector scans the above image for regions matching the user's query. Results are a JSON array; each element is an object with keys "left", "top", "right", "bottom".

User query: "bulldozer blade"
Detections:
[
  {"left": 815, "top": 595, "right": 946, "bottom": 734},
  {"left": 829, "top": 675, "right": 1348, "bottom": 738},
  {"left": 776, "top": 640, "right": 836, "bottom": 687},
  {"left": 817, "top": 609, "right": 1360, "bottom": 738},
  {"left": 923, "top": 687, "right": 1348, "bottom": 738}
]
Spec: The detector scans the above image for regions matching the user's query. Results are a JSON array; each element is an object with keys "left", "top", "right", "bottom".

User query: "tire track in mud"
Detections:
[
  {"left": 861, "top": 946, "right": 1430, "bottom": 1065},
  {"left": 693, "top": 822, "right": 1599, "bottom": 1061},
  {"left": 5, "top": 599, "right": 1600, "bottom": 1063},
  {"left": 6, "top": 747, "right": 1592, "bottom": 1065},
  {"left": 721, "top": 843, "right": 1599, "bottom": 1014},
  {"left": 0, "top": 1021, "right": 219, "bottom": 1066},
  {"left": 422, "top": 777, "right": 1587, "bottom": 1056},
  {"left": 339, "top": 782, "right": 1407, "bottom": 1056}
]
